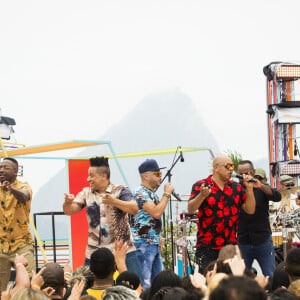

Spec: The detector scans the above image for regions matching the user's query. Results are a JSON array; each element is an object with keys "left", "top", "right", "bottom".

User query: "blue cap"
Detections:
[{"left": 138, "top": 159, "right": 166, "bottom": 174}]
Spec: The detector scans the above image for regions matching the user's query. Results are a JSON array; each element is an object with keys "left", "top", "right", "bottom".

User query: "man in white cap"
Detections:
[
  {"left": 278, "top": 175, "right": 300, "bottom": 246},
  {"left": 278, "top": 174, "right": 300, "bottom": 210},
  {"left": 131, "top": 159, "right": 174, "bottom": 289}
]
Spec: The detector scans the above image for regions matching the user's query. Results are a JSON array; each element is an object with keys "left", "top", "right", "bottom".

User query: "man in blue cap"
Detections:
[{"left": 131, "top": 159, "right": 174, "bottom": 289}]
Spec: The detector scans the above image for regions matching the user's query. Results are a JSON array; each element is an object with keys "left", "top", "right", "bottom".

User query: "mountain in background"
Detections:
[{"left": 31, "top": 90, "right": 221, "bottom": 238}]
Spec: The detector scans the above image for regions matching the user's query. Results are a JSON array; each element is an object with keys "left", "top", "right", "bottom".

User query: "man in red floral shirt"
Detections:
[{"left": 188, "top": 155, "right": 255, "bottom": 273}]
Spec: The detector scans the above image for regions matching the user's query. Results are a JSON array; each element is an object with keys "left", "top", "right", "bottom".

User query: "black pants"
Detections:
[{"left": 196, "top": 246, "right": 220, "bottom": 275}]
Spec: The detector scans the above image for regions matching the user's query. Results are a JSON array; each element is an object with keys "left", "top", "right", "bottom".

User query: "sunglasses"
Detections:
[
  {"left": 218, "top": 163, "right": 235, "bottom": 170},
  {"left": 152, "top": 171, "right": 162, "bottom": 177}
]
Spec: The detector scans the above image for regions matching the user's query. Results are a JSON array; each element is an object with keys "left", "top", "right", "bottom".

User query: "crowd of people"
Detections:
[{"left": 0, "top": 155, "right": 300, "bottom": 299}]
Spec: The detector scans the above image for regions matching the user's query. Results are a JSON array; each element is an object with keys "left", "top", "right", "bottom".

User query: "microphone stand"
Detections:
[{"left": 161, "top": 148, "right": 183, "bottom": 271}]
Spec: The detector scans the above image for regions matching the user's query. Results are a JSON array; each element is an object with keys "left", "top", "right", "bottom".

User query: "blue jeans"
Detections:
[
  {"left": 238, "top": 236, "right": 276, "bottom": 277},
  {"left": 125, "top": 250, "right": 142, "bottom": 283},
  {"left": 84, "top": 250, "right": 142, "bottom": 282},
  {"left": 135, "top": 243, "right": 163, "bottom": 289}
]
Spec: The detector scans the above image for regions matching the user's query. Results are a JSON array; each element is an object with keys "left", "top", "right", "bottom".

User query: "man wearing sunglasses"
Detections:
[
  {"left": 188, "top": 155, "right": 256, "bottom": 274},
  {"left": 131, "top": 159, "right": 174, "bottom": 289},
  {"left": 237, "top": 161, "right": 281, "bottom": 278}
]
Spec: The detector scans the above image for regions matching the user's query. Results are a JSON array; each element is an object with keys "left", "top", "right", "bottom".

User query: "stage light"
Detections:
[
  {"left": 276, "top": 65, "right": 300, "bottom": 79},
  {"left": 0, "top": 108, "right": 16, "bottom": 140}
]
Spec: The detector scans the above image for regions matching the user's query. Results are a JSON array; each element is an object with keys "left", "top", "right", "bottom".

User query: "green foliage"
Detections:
[
  {"left": 161, "top": 215, "right": 197, "bottom": 270},
  {"left": 224, "top": 149, "right": 243, "bottom": 171}
]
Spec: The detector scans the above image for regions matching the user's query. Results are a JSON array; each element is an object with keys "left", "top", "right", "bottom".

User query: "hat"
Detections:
[
  {"left": 138, "top": 159, "right": 166, "bottom": 174},
  {"left": 255, "top": 168, "right": 266, "bottom": 179},
  {"left": 279, "top": 174, "right": 294, "bottom": 185}
]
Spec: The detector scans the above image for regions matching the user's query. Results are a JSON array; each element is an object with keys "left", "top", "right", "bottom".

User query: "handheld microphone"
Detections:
[
  {"left": 232, "top": 172, "right": 257, "bottom": 183},
  {"left": 172, "top": 191, "right": 182, "bottom": 201},
  {"left": 179, "top": 146, "right": 184, "bottom": 162}
]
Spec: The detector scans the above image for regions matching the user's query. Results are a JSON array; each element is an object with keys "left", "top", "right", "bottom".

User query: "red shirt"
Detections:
[{"left": 189, "top": 175, "right": 246, "bottom": 249}]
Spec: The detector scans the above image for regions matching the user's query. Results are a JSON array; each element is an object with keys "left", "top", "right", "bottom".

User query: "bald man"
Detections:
[{"left": 188, "top": 155, "right": 255, "bottom": 273}]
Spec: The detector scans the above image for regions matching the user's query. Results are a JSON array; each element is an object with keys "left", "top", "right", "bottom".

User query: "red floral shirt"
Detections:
[{"left": 189, "top": 175, "right": 246, "bottom": 249}]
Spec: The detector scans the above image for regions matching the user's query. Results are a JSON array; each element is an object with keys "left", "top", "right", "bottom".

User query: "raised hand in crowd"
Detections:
[
  {"left": 206, "top": 262, "right": 217, "bottom": 286},
  {"left": 14, "top": 252, "right": 28, "bottom": 267},
  {"left": 31, "top": 267, "right": 46, "bottom": 289},
  {"left": 31, "top": 266, "right": 56, "bottom": 297},
  {"left": 64, "top": 259, "right": 73, "bottom": 287},
  {"left": 1, "top": 283, "right": 13, "bottom": 300},
  {"left": 12, "top": 253, "right": 30, "bottom": 294},
  {"left": 42, "top": 286, "right": 56, "bottom": 298},
  {"left": 114, "top": 239, "right": 129, "bottom": 274},
  {"left": 189, "top": 265, "right": 207, "bottom": 290},
  {"left": 255, "top": 275, "right": 269, "bottom": 290},
  {"left": 228, "top": 246, "right": 245, "bottom": 276},
  {"left": 67, "top": 280, "right": 85, "bottom": 300}
]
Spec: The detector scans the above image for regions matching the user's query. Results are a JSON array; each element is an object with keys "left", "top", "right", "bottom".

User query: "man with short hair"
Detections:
[
  {"left": 188, "top": 155, "right": 256, "bottom": 274},
  {"left": 254, "top": 168, "right": 267, "bottom": 183},
  {"left": 237, "top": 161, "right": 281, "bottom": 278},
  {"left": 0, "top": 157, "right": 35, "bottom": 291},
  {"left": 86, "top": 247, "right": 117, "bottom": 298},
  {"left": 63, "top": 156, "right": 141, "bottom": 279},
  {"left": 209, "top": 275, "right": 267, "bottom": 300},
  {"left": 131, "top": 159, "right": 174, "bottom": 289},
  {"left": 285, "top": 247, "right": 300, "bottom": 283},
  {"left": 41, "top": 262, "right": 65, "bottom": 299}
]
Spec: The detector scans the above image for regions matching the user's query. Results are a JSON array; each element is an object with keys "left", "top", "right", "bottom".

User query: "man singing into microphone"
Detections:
[
  {"left": 131, "top": 159, "right": 174, "bottom": 289},
  {"left": 237, "top": 161, "right": 281, "bottom": 278},
  {"left": 187, "top": 155, "right": 255, "bottom": 274},
  {"left": 0, "top": 158, "right": 35, "bottom": 291}
]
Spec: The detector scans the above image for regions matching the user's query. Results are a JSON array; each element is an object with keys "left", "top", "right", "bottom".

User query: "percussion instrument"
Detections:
[
  {"left": 179, "top": 213, "right": 198, "bottom": 221},
  {"left": 272, "top": 228, "right": 296, "bottom": 247}
]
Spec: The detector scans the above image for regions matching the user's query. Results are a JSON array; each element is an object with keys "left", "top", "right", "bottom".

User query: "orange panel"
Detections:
[{"left": 68, "top": 160, "right": 90, "bottom": 269}]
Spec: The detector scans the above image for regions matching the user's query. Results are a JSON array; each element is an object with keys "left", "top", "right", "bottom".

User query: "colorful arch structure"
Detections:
[{"left": 0, "top": 139, "right": 214, "bottom": 269}]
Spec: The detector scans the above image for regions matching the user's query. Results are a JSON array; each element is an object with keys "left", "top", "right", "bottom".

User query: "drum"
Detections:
[
  {"left": 272, "top": 230, "right": 283, "bottom": 247},
  {"left": 179, "top": 213, "right": 198, "bottom": 221},
  {"left": 272, "top": 228, "right": 296, "bottom": 247}
]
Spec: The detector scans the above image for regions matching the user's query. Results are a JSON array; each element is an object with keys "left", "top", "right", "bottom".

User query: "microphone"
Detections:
[
  {"left": 172, "top": 191, "right": 182, "bottom": 201},
  {"left": 232, "top": 172, "right": 257, "bottom": 183},
  {"left": 179, "top": 146, "right": 184, "bottom": 162}
]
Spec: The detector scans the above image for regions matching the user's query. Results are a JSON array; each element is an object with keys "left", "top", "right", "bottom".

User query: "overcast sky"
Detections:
[{"left": 1, "top": 0, "right": 300, "bottom": 161}]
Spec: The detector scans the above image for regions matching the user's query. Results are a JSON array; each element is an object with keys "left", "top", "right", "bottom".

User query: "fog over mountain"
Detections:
[{"left": 31, "top": 90, "right": 221, "bottom": 238}]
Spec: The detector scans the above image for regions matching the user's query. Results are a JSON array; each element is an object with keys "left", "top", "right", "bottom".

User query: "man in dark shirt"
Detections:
[
  {"left": 237, "top": 161, "right": 281, "bottom": 278},
  {"left": 188, "top": 155, "right": 255, "bottom": 274}
]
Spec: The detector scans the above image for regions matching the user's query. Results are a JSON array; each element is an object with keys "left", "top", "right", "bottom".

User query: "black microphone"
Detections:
[
  {"left": 172, "top": 191, "right": 182, "bottom": 201},
  {"left": 232, "top": 172, "right": 257, "bottom": 183},
  {"left": 179, "top": 146, "right": 184, "bottom": 162}
]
